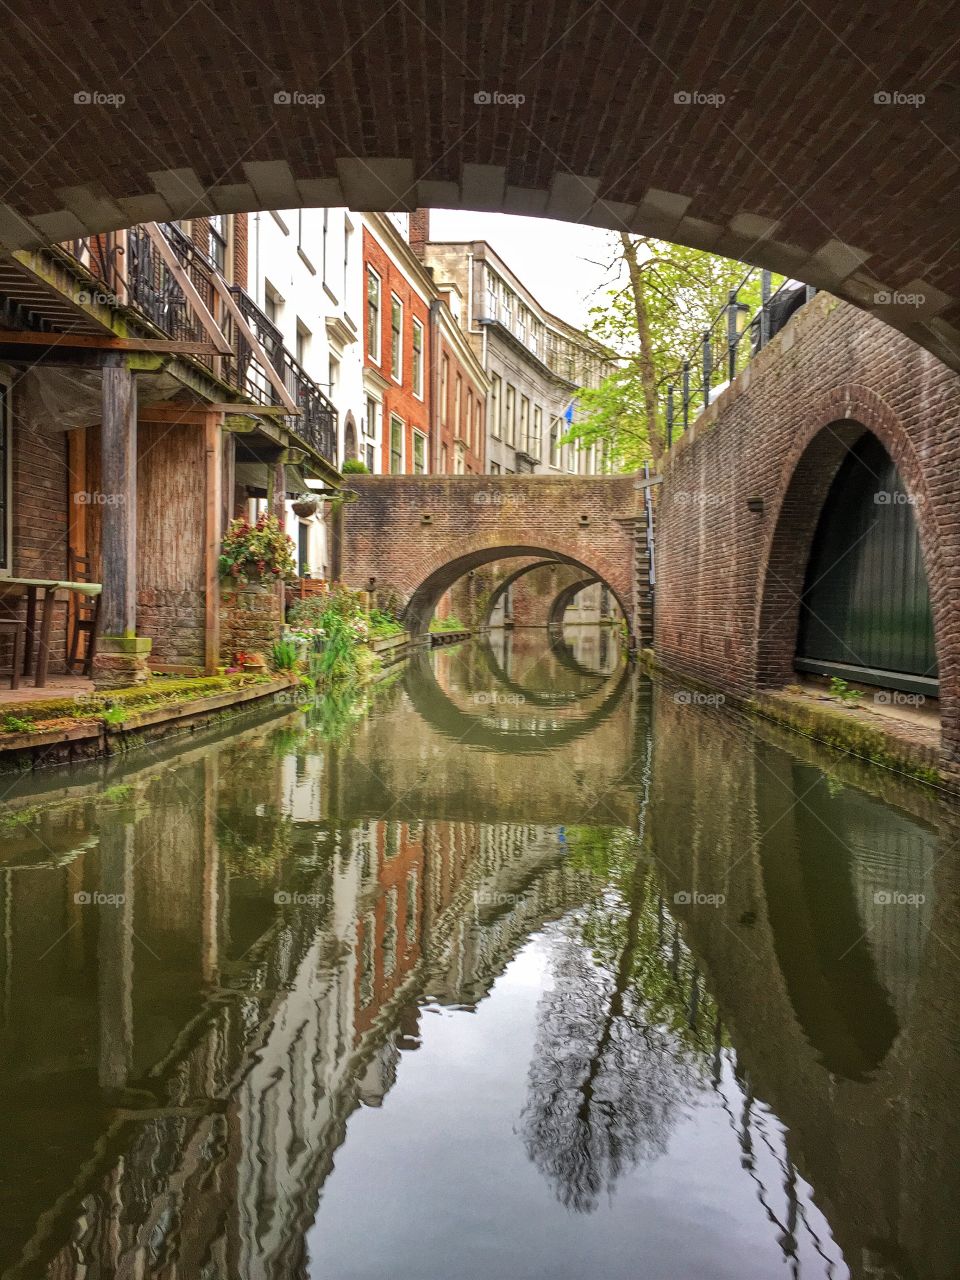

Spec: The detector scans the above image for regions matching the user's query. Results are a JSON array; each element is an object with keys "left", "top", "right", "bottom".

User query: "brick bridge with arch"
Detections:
[{"left": 332, "top": 473, "right": 646, "bottom": 639}]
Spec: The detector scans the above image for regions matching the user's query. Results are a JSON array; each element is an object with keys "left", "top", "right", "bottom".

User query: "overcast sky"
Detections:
[{"left": 428, "top": 209, "right": 621, "bottom": 331}]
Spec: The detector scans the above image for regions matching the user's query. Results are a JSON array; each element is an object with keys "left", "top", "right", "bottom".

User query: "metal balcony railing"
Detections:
[
  {"left": 662, "top": 270, "right": 815, "bottom": 448},
  {"left": 59, "top": 226, "right": 338, "bottom": 467}
]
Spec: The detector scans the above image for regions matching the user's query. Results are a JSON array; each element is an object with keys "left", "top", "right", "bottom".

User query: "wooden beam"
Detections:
[
  {"left": 100, "top": 365, "right": 138, "bottom": 635},
  {"left": 204, "top": 412, "right": 223, "bottom": 674},
  {"left": 206, "top": 402, "right": 289, "bottom": 416},
  {"left": 142, "top": 223, "right": 233, "bottom": 356},
  {"left": 0, "top": 330, "right": 220, "bottom": 354},
  {"left": 206, "top": 272, "right": 299, "bottom": 414}
]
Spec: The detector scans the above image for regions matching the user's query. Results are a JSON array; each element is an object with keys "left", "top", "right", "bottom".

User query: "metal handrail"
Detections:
[{"left": 663, "top": 269, "right": 816, "bottom": 448}]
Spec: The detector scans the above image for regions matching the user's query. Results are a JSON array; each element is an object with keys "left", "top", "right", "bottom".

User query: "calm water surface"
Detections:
[{"left": 0, "top": 627, "right": 957, "bottom": 1280}]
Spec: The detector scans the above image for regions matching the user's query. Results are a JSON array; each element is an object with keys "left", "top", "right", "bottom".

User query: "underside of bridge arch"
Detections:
[
  {"left": 1, "top": 4, "right": 958, "bottom": 368},
  {"left": 547, "top": 577, "right": 603, "bottom": 630},
  {"left": 402, "top": 544, "right": 630, "bottom": 639},
  {"left": 486, "top": 561, "right": 600, "bottom": 629}
]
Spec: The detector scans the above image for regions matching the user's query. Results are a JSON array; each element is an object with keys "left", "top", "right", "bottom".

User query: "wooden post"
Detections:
[
  {"left": 204, "top": 411, "right": 224, "bottom": 674},
  {"left": 100, "top": 364, "right": 138, "bottom": 637},
  {"left": 66, "top": 428, "right": 87, "bottom": 660}
]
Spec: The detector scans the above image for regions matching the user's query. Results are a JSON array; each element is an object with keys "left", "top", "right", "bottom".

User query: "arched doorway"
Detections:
[
  {"left": 795, "top": 432, "right": 937, "bottom": 696},
  {"left": 342, "top": 412, "right": 358, "bottom": 464}
]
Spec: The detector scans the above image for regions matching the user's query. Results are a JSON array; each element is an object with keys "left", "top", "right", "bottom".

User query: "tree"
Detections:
[{"left": 571, "top": 235, "right": 772, "bottom": 470}]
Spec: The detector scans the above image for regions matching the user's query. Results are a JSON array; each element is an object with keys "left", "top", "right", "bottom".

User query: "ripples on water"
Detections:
[{"left": 0, "top": 626, "right": 956, "bottom": 1280}]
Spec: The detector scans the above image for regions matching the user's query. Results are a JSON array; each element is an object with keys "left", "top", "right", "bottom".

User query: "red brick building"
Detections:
[{"left": 362, "top": 215, "right": 432, "bottom": 475}]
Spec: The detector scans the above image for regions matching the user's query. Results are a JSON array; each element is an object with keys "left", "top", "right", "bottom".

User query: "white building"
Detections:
[{"left": 247, "top": 208, "right": 365, "bottom": 578}]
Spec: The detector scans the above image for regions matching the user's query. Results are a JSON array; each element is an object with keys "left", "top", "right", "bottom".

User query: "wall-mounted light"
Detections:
[{"left": 746, "top": 496, "right": 764, "bottom": 514}]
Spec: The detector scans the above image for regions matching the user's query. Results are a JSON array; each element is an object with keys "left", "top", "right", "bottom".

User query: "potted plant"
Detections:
[
  {"left": 291, "top": 492, "right": 320, "bottom": 518},
  {"left": 218, "top": 513, "right": 297, "bottom": 587}
]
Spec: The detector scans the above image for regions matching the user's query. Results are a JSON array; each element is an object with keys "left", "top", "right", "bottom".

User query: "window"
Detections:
[
  {"left": 263, "top": 284, "right": 281, "bottom": 325},
  {"left": 504, "top": 384, "right": 516, "bottom": 446},
  {"left": 344, "top": 218, "right": 352, "bottom": 296},
  {"left": 412, "top": 431, "right": 427, "bottom": 474},
  {"left": 532, "top": 406, "right": 543, "bottom": 461},
  {"left": 366, "top": 442, "right": 375, "bottom": 473},
  {"left": 0, "top": 379, "right": 10, "bottom": 575},
  {"left": 297, "top": 522, "right": 310, "bottom": 577},
  {"left": 474, "top": 400, "right": 482, "bottom": 458},
  {"left": 454, "top": 443, "right": 465, "bottom": 474},
  {"left": 322, "top": 207, "right": 328, "bottom": 283},
  {"left": 412, "top": 319, "right": 424, "bottom": 398},
  {"left": 490, "top": 374, "right": 502, "bottom": 439},
  {"left": 295, "top": 321, "right": 310, "bottom": 367},
  {"left": 502, "top": 289, "right": 513, "bottom": 329},
  {"left": 328, "top": 353, "right": 340, "bottom": 402},
  {"left": 550, "top": 416, "right": 561, "bottom": 467},
  {"left": 366, "top": 266, "right": 381, "bottom": 363},
  {"left": 486, "top": 270, "right": 498, "bottom": 320},
  {"left": 465, "top": 389, "right": 473, "bottom": 449},
  {"left": 208, "top": 214, "right": 226, "bottom": 272},
  {"left": 518, "top": 306, "right": 526, "bottom": 346},
  {"left": 366, "top": 394, "right": 380, "bottom": 445},
  {"left": 391, "top": 295, "right": 403, "bottom": 381},
  {"left": 519, "top": 396, "right": 529, "bottom": 452},
  {"left": 490, "top": 461, "right": 501, "bottom": 475},
  {"left": 390, "top": 415, "right": 404, "bottom": 473},
  {"left": 440, "top": 355, "right": 449, "bottom": 427},
  {"left": 440, "top": 443, "right": 448, "bottom": 472},
  {"left": 454, "top": 375, "right": 462, "bottom": 440}
]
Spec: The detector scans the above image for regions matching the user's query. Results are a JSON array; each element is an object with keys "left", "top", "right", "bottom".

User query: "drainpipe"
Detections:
[{"left": 430, "top": 299, "right": 442, "bottom": 472}]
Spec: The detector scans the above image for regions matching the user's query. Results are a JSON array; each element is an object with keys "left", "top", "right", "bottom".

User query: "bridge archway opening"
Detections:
[
  {"left": 758, "top": 423, "right": 941, "bottom": 708},
  {"left": 403, "top": 544, "right": 630, "bottom": 639}
]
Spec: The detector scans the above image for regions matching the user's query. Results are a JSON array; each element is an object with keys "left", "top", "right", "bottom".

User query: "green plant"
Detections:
[
  {"left": 429, "top": 614, "right": 467, "bottom": 633},
  {"left": 369, "top": 607, "right": 404, "bottom": 638},
  {"left": 341, "top": 457, "right": 370, "bottom": 474},
  {"left": 271, "top": 637, "right": 299, "bottom": 672},
  {"left": 2, "top": 714, "right": 35, "bottom": 733},
  {"left": 101, "top": 706, "right": 127, "bottom": 725},
  {"left": 219, "top": 512, "right": 296, "bottom": 586},
  {"left": 829, "top": 676, "right": 863, "bottom": 704}
]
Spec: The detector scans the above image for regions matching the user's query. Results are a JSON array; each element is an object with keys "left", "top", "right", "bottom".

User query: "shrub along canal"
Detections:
[{"left": 0, "top": 627, "right": 955, "bottom": 1279}]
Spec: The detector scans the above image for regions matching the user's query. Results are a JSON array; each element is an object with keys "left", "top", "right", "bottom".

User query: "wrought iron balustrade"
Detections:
[{"left": 662, "top": 270, "right": 816, "bottom": 448}]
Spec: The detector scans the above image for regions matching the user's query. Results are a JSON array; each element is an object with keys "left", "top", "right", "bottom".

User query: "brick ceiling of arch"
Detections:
[{"left": 1, "top": 1, "right": 958, "bottom": 366}]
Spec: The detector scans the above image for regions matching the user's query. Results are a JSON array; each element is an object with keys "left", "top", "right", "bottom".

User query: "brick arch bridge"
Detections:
[
  {"left": 333, "top": 474, "right": 643, "bottom": 638},
  {"left": 656, "top": 290, "right": 960, "bottom": 783},
  {"left": 484, "top": 560, "right": 602, "bottom": 628},
  {"left": 1, "top": 3, "right": 958, "bottom": 368}
]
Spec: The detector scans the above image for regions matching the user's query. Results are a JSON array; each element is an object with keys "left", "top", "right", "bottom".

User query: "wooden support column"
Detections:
[
  {"left": 100, "top": 363, "right": 138, "bottom": 637},
  {"left": 94, "top": 363, "right": 151, "bottom": 687},
  {"left": 204, "top": 411, "right": 224, "bottom": 674}
]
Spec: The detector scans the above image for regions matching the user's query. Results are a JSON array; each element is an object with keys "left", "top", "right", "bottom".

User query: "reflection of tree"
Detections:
[{"left": 520, "top": 830, "right": 721, "bottom": 1212}]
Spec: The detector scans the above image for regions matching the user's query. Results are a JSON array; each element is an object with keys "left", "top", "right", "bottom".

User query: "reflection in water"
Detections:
[{"left": 0, "top": 626, "right": 957, "bottom": 1280}]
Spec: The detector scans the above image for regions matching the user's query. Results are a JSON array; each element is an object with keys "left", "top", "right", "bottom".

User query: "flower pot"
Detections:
[{"left": 292, "top": 494, "right": 320, "bottom": 518}]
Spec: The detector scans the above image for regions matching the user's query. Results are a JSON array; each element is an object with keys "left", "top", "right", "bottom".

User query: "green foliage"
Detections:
[
  {"left": 829, "top": 676, "right": 863, "bottom": 703},
  {"left": 1, "top": 714, "right": 35, "bottom": 734},
  {"left": 0, "top": 676, "right": 263, "bottom": 730},
  {"left": 341, "top": 457, "right": 370, "bottom": 474},
  {"left": 429, "top": 614, "right": 467, "bottom": 633},
  {"left": 369, "top": 608, "right": 404, "bottom": 639},
  {"left": 569, "top": 235, "right": 776, "bottom": 470},
  {"left": 219, "top": 512, "right": 297, "bottom": 586},
  {"left": 270, "top": 637, "right": 300, "bottom": 672},
  {"left": 100, "top": 706, "right": 127, "bottom": 725}
]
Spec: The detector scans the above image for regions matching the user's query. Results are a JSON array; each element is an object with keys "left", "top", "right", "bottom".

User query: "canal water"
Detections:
[{"left": 0, "top": 628, "right": 956, "bottom": 1280}]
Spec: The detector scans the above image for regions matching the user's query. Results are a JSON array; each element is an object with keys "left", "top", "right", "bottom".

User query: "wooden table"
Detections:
[{"left": 0, "top": 578, "right": 102, "bottom": 688}]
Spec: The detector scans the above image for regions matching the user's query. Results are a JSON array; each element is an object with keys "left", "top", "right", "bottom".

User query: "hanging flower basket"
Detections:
[
  {"left": 218, "top": 513, "right": 297, "bottom": 587},
  {"left": 291, "top": 493, "right": 320, "bottom": 518}
]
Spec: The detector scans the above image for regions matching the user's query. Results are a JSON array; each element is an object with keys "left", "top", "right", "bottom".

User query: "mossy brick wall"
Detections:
[{"left": 655, "top": 293, "right": 960, "bottom": 779}]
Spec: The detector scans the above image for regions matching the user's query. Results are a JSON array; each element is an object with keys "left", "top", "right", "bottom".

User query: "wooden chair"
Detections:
[
  {"left": 66, "top": 550, "right": 102, "bottom": 676},
  {"left": 0, "top": 619, "right": 25, "bottom": 690}
]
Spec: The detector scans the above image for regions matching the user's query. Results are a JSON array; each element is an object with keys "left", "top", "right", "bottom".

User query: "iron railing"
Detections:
[
  {"left": 663, "top": 269, "right": 816, "bottom": 448},
  {"left": 59, "top": 226, "right": 338, "bottom": 466}
]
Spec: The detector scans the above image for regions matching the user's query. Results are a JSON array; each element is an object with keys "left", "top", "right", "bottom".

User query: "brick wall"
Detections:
[
  {"left": 335, "top": 473, "right": 641, "bottom": 633},
  {"left": 655, "top": 292, "right": 960, "bottom": 774},
  {"left": 220, "top": 581, "right": 284, "bottom": 666}
]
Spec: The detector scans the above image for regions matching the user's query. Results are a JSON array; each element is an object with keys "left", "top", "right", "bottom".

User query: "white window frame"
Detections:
[
  {"left": 490, "top": 373, "right": 502, "bottom": 440},
  {"left": 390, "top": 293, "right": 403, "bottom": 383},
  {"left": 412, "top": 429, "right": 428, "bottom": 475},
  {"left": 366, "top": 265, "right": 382, "bottom": 365},
  {"left": 389, "top": 413, "right": 405, "bottom": 474},
  {"left": 412, "top": 318, "right": 425, "bottom": 399}
]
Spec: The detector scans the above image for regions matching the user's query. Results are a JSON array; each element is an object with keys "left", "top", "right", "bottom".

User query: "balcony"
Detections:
[{"left": 58, "top": 225, "right": 337, "bottom": 467}]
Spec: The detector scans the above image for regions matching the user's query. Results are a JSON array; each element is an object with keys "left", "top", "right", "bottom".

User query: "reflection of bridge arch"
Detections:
[
  {"left": 402, "top": 647, "right": 631, "bottom": 754},
  {"left": 474, "top": 633, "right": 612, "bottom": 706},
  {"left": 404, "top": 544, "right": 630, "bottom": 637}
]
